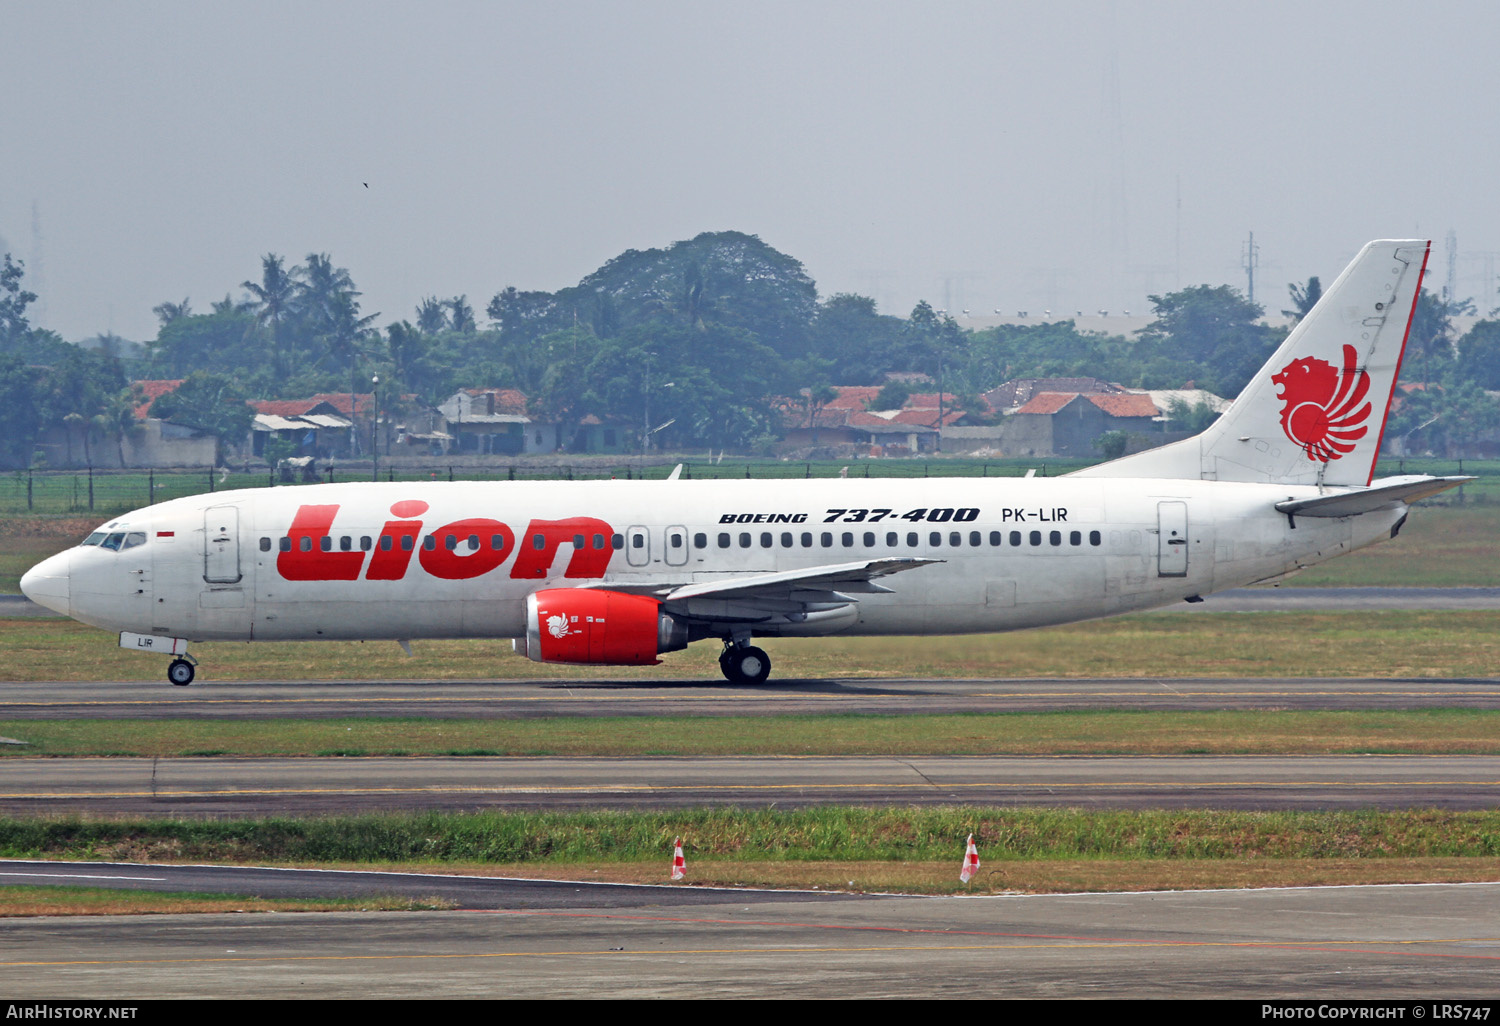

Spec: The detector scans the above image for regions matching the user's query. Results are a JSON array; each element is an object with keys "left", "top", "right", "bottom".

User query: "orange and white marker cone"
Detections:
[
  {"left": 671, "top": 836, "right": 686, "bottom": 881},
  {"left": 960, "top": 833, "right": 980, "bottom": 883}
]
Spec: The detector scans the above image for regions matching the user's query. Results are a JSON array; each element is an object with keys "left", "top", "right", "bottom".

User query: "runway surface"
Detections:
[
  {"left": 0, "top": 868, "right": 1494, "bottom": 998},
  {"left": 2, "top": 753, "right": 1497, "bottom": 813},
  {"left": 5, "top": 675, "right": 1500, "bottom": 718}
]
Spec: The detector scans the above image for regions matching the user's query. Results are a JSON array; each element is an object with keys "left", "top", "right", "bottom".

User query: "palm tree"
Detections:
[
  {"left": 1283, "top": 276, "right": 1322, "bottom": 325},
  {"left": 152, "top": 298, "right": 192, "bottom": 326},
  {"left": 415, "top": 296, "right": 448, "bottom": 333},
  {"left": 242, "top": 254, "right": 298, "bottom": 380},
  {"left": 315, "top": 291, "right": 380, "bottom": 455}
]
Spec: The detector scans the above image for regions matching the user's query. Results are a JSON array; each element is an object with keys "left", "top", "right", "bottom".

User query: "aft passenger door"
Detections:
[{"left": 1157, "top": 501, "right": 1188, "bottom": 577}]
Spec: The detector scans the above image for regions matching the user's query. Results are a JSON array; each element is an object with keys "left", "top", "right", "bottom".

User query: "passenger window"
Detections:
[
  {"left": 821, "top": 532, "right": 833, "bottom": 547},
  {"left": 280, "top": 537, "right": 291, "bottom": 552},
  {"left": 949, "top": 531, "right": 961, "bottom": 546},
  {"left": 445, "top": 534, "right": 458, "bottom": 551},
  {"left": 929, "top": 532, "right": 941, "bottom": 546},
  {"left": 969, "top": 531, "right": 981, "bottom": 546},
  {"left": 718, "top": 533, "right": 731, "bottom": 548},
  {"left": 760, "top": 532, "right": 773, "bottom": 548},
  {"left": 740, "top": 533, "right": 752, "bottom": 548},
  {"left": 300, "top": 537, "right": 312, "bottom": 552},
  {"left": 380, "top": 536, "right": 393, "bottom": 551},
  {"left": 468, "top": 535, "right": 480, "bottom": 551},
  {"left": 989, "top": 531, "right": 1001, "bottom": 546},
  {"left": 1070, "top": 531, "right": 1081, "bottom": 546},
  {"left": 424, "top": 536, "right": 437, "bottom": 551},
  {"left": 1049, "top": 531, "right": 1061, "bottom": 546},
  {"left": 907, "top": 532, "right": 918, "bottom": 547},
  {"left": 863, "top": 531, "right": 875, "bottom": 547},
  {"left": 1090, "top": 530, "right": 1102, "bottom": 546},
  {"left": 491, "top": 535, "right": 505, "bottom": 550},
  {"left": 596, "top": 534, "right": 609, "bottom": 550},
  {"left": 801, "top": 532, "right": 813, "bottom": 547},
  {"left": 339, "top": 536, "right": 352, "bottom": 551},
  {"left": 670, "top": 533, "right": 683, "bottom": 549},
  {"left": 886, "top": 532, "right": 898, "bottom": 546},
  {"left": 401, "top": 536, "right": 414, "bottom": 551},
  {"left": 841, "top": 532, "right": 854, "bottom": 547},
  {"left": 631, "top": 534, "right": 644, "bottom": 549},
  {"left": 781, "top": 532, "right": 793, "bottom": 547},
  {"left": 611, "top": 534, "right": 624, "bottom": 550},
  {"left": 1029, "top": 531, "right": 1042, "bottom": 546},
  {"left": 360, "top": 536, "right": 372, "bottom": 551},
  {"left": 573, "top": 534, "right": 586, "bottom": 549},
  {"left": 693, "top": 533, "right": 706, "bottom": 549},
  {"left": 259, "top": 537, "right": 271, "bottom": 552},
  {"left": 1010, "top": 531, "right": 1022, "bottom": 546}
]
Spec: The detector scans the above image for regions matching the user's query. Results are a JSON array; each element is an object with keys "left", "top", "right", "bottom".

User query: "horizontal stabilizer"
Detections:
[{"left": 1273, "top": 476, "right": 1471, "bottom": 518}]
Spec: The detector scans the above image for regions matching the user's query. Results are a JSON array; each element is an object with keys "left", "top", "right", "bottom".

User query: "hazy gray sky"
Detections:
[{"left": 4, "top": 0, "right": 1499, "bottom": 343}]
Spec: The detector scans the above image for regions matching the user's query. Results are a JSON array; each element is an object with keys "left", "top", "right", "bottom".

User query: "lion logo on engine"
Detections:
[
  {"left": 1269, "top": 343, "right": 1373, "bottom": 462},
  {"left": 546, "top": 614, "right": 571, "bottom": 639}
]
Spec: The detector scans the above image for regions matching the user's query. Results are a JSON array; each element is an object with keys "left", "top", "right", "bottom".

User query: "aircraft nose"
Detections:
[{"left": 19, "top": 552, "right": 70, "bottom": 617}]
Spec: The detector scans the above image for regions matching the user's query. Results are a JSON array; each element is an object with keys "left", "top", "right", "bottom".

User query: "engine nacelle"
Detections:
[{"left": 515, "top": 588, "right": 689, "bottom": 665}]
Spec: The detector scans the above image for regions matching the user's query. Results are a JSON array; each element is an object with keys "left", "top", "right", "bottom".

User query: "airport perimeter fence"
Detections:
[{"left": 2, "top": 455, "right": 1495, "bottom": 518}]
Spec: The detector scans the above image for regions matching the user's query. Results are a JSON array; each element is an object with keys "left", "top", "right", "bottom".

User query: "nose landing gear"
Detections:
[
  {"left": 167, "top": 656, "right": 197, "bottom": 686},
  {"left": 719, "top": 640, "right": 771, "bottom": 685}
]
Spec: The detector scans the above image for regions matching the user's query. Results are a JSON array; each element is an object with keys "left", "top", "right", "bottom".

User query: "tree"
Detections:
[
  {"left": 871, "top": 382, "right": 910, "bottom": 411},
  {"left": 0, "top": 254, "right": 38, "bottom": 354},
  {"left": 415, "top": 296, "right": 449, "bottom": 334},
  {"left": 1401, "top": 289, "right": 1470, "bottom": 386},
  {"left": 1456, "top": 319, "right": 1500, "bottom": 389},
  {"left": 1283, "top": 276, "right": 1322, "bottom": 324},
  {"left": 809, "top": 293, "right": 905, "bottom": 383},
  {"left": 1136, "top": 285, "right": 1277, "bottom": 395},
  {"left": 151, "top": 298, "right": 192, "bottom": 326},
  {"left": 149, "top": 371, "right": 253, "bottom": 461},
  {"left": 242, "top": 254, "right": 299, "bottom": 380},
  {"left": 447, "top": 296, "right": 476, "bottom": 333}
]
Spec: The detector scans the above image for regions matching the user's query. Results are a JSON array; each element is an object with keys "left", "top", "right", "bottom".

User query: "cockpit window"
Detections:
[
  {"left": 80, "top": 532, "right": 106, "bottom": 547},
  {"left": 121, "top": 532, "right": 147, "bottom": 551},
  {"left": 100, "top": 532, "right": 126, "bottom": 551}
]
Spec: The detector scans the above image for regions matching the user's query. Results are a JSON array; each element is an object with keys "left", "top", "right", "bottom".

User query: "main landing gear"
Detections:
[
  {"left": 167, "top": 655, "right": 197, "bottom": 686},
  {"left": 719, "top": 640, "right": 771, "bottom": 685}
]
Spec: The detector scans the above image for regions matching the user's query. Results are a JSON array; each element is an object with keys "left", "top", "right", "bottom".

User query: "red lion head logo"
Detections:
[{"left": 1270, "top": 343, "right": 1372, "bottom": 462}]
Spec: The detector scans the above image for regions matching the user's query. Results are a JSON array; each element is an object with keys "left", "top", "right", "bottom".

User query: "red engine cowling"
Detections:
[{"left": 517, "top": 589, "right": 689, "bottom": 665}]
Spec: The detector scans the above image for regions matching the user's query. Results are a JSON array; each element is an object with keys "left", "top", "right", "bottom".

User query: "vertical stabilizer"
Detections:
[{"left": 1072, "top": 239, "right": 1429, "bottom": 486}]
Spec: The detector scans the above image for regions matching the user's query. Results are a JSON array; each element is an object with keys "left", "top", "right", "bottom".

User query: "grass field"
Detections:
[{"left": 3, "top": 608, "right": 1497, "bottom": 682}]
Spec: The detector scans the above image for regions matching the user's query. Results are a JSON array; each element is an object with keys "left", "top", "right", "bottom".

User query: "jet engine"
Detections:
[{"left": 514, "top": 588, "right": 689, "bottom": 665}]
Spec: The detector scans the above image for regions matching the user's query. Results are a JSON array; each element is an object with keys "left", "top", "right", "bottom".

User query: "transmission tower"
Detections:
[{"left": 1241, "top": 231, "right": 1259, "bottom": 304}]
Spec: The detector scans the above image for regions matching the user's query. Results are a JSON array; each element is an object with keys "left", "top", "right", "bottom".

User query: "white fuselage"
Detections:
[{"left": 36, "top": 477, "right": 1402, "bottom": 645}]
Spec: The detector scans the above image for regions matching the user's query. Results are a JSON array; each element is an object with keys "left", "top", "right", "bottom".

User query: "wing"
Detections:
[{"left": 585, "top": 557, "right": 942, "bottom": 633}]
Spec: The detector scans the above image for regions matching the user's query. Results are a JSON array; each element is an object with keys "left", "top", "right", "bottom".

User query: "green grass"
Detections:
[
  {"left": 0, "top": 885, "right": 455, "bottom": 916},
  {"left": 3, "top": 609, "right": 1499, "bottom": 681},
  {"left": 3, "top": 808, "right": 1498, "bottom": 863},
  {"left": 1, "top": 710, "right": 1497, "bottom": 758}
]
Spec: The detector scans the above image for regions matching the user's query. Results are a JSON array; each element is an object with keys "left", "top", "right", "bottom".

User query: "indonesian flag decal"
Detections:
[
  {"left": 671, "top": 836, "right": 686, "bottom": 881},
  {"left": 960, "top": 833, "right": 980, "bottom": 883}
]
